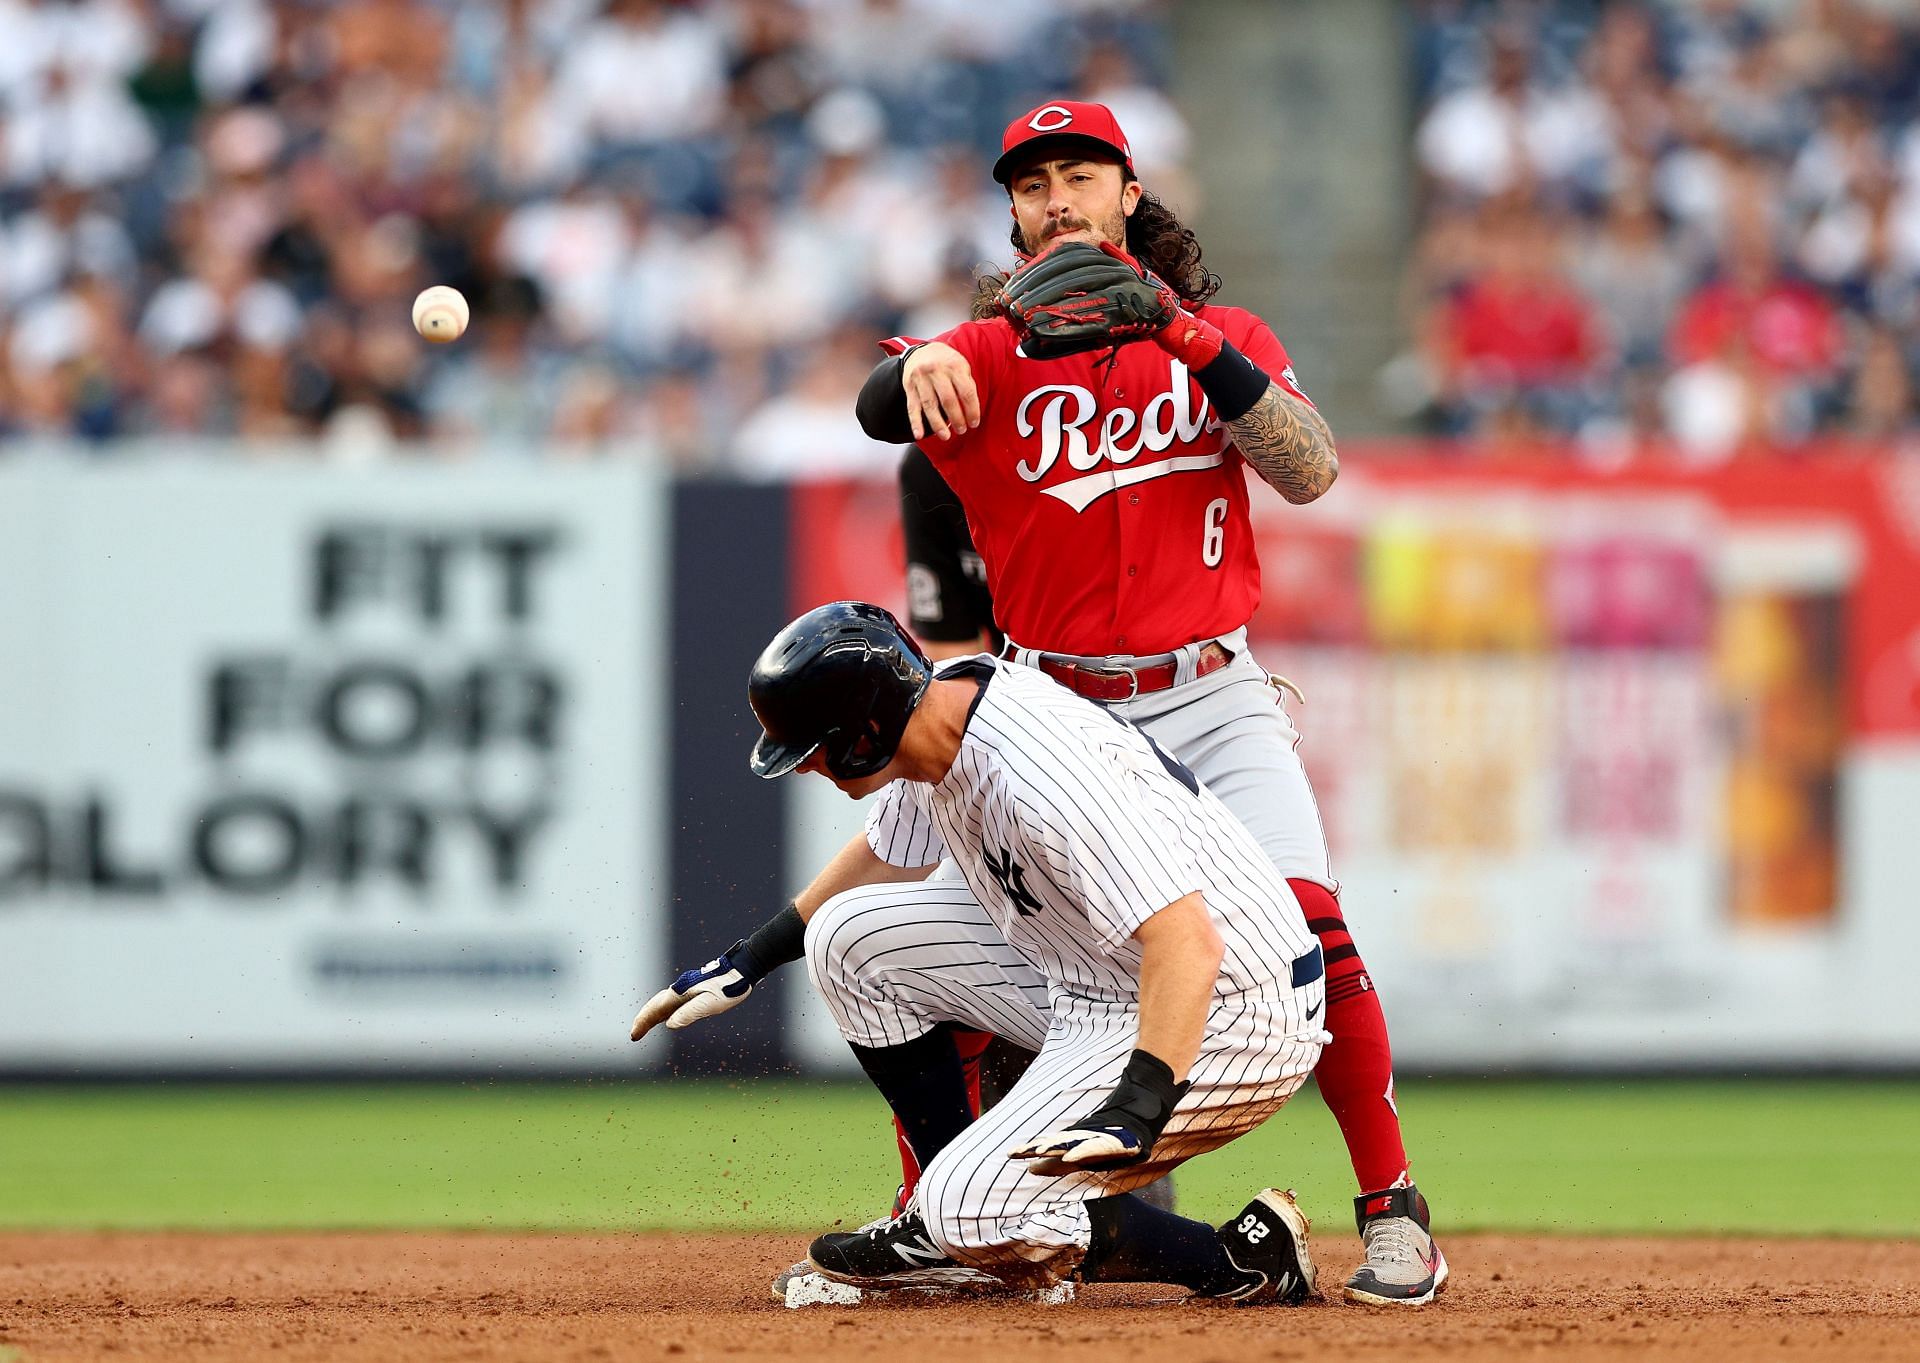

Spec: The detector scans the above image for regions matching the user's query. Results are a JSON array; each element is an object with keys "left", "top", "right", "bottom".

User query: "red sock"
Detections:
[
  {"left": 894, "top": 1028, "right": 993, "bottom": 1208},
  {"left": 1291, "top": 879, "right": 1410, "bottom": 1194}
]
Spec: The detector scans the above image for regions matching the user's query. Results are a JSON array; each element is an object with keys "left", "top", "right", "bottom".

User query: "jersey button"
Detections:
[
  {"left": 1128, "top": 493, "right": 1141, "bottom": 506},
  {"left": 1128, "top": 565, "right": 1137, "bottom": 577},
  {"left": 1116, "top": 635, "right": 1127, "bottom": 648}
]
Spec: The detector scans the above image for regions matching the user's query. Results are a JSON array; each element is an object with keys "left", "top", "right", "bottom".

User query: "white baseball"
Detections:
[{"left": 411, "top": 285, "right": 470, "bottom": 343}]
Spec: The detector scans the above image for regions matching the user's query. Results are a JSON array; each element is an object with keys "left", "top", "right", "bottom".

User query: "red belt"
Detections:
[{"left": 1024, "top": 642, "right": 1232, "bottom": 702}]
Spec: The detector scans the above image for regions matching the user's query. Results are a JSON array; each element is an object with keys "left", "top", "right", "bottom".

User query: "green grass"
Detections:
[{"left": 1, "top": 1079, "right": 1915, "bottom": 1237}]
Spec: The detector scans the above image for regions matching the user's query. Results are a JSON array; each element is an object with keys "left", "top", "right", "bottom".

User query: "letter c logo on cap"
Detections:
[{"left": 1027, "top": 106, "right": 1075, "bottom": 133}]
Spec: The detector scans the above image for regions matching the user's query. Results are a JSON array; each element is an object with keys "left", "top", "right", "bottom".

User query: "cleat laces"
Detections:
[{"left": 1362, "top": 1216, "right": 1424, "bottom": 1273}]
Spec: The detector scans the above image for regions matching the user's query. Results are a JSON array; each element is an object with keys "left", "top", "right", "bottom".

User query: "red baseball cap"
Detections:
[{"left": 992, "top": 100, "right": 1135, "bottom": 185}]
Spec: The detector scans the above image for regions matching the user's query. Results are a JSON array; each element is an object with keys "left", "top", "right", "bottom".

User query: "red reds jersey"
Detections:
[{"left": 900, "top": 308, "right": 1307, "bottom": 657}]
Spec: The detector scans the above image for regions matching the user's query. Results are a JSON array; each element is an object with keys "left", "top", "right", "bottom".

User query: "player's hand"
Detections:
[
  {"left": 1008, "top": 1122, "right": 1151, "bottom": 1177},
  {"left": 1008, "top": 1048, "right": 1188, "bottom": 1175},
  {"left": 995, "top": 241, "right": 1179, "bottom": 361},
  {"left": 629, "top": 944, "right": 756, "bottom": 1041},
  {"left": 902, "top": 342, "right": 980, "bottom": 442}
]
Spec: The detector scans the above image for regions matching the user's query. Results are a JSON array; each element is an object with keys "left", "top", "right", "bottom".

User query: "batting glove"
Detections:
[
  {"left": 1008, "top": 1122, "right": 1150, "bottom": 1175},
  {"left": 1008, "top": 1048, "right": 1189, "bottom": 1176},
  {"left": 628, "top": 942, "right": 757, "bottom": 1041}
]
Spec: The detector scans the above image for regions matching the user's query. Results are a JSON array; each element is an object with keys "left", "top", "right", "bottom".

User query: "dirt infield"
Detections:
[{"left": 2, "top": 1230, "right": 1915, "bottom": 1363}]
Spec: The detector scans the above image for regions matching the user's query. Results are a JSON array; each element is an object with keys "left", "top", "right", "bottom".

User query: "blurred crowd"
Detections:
[
  {"left": 1396, "top": 0, "right": 1920, "bottom": 459},
  {"left": 17, "top": 0, "right": 1917, "bottom": 468},
  {"left": 0, "top": 0, "right": 1178, "bottom": 469}
]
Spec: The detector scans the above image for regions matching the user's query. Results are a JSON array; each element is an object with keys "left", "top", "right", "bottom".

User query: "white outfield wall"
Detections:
[{"left": 0, "top": 458, "right": 670, "bottom": 1070}]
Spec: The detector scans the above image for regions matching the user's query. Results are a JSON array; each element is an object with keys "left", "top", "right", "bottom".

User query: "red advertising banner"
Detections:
[
  {"left": 792, "top": 447, "right": 1920, "bottom": 734},
  {"left": 1278, "top": 446, "right": 1920, "bottom": 741}
]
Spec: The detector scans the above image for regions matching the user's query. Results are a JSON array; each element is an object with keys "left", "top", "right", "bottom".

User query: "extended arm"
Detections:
[
  {"left": 629, "top": 831, "right": 935, "bottom": 1041},
  {"left": 793, "top": 831, "right": 937, "bottom": 922},
  {"left": 857, "top": 343, "right": 980, "bottom": 443}
]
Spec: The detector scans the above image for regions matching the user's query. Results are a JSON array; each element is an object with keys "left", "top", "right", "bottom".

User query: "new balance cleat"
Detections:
[
  {"left": 806, "top": 1210, "right": 999, "bottom": 1290},
  {"left": 1210, "top": 1188, "right": 1317, "bottom": 1305}
]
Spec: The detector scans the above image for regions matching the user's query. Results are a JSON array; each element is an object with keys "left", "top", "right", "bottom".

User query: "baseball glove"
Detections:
[{"left": 994, "top": 241, "right": 1178, "bottom": 359}]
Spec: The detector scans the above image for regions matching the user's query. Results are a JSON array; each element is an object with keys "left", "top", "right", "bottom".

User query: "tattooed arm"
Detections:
[
  {"left": 1226, "top": 381, "right": 1339, "bottom": 505},
  {"left": 1150, "top": 305, "right": 1340, "bottom": 504}
]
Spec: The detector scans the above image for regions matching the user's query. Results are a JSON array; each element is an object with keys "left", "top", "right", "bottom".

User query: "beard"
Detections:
[{"left": 1022, "top": 201, "right": 1130, "bottom": 255}]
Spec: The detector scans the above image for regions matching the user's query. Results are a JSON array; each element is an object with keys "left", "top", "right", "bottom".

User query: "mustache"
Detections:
[{"left": 1044, "top": 216, "right": 1094, "bottom": 238}]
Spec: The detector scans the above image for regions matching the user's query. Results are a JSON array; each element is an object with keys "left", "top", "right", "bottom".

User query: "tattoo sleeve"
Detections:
[{"left": 1226, "top": 382, "right": 1339, "bottom": 504}]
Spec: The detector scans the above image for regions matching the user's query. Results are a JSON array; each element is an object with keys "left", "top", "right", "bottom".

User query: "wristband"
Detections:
[
  {"left": 1152, "top": 310, "right": 1225, "bottom": 370},
  {"left": 732, "top": 902, "right": 806, "bottom": 983},
  {"left": 1088, "top": 1047, "right": 1190, "bottom": 1144},
  {"left": 1190, "top": 340, "right": 1271, "bottom": 422}
]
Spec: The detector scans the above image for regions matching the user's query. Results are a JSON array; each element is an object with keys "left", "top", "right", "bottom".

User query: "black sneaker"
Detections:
[
  {"left": 1210, "top": 1188, "right": 1318, "bottom": 1305},
  {"left": 806, "top": 1211, "right": 1000, "bottom": 1290}
]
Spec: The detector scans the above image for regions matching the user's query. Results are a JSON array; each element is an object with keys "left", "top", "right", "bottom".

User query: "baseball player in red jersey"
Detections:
[{"left": 853, "top": 100, "right": 1447, "bottom": 1306}]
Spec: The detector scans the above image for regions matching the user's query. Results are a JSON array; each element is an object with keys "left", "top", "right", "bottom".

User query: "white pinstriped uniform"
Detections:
[{"left": 806, "top": 656, "right": 1328, "bottom": 1284}]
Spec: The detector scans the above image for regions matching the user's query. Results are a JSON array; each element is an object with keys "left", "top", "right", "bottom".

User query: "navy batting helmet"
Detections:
[{"left": 748, "top": 601, "right": 935, "bottom": 780}]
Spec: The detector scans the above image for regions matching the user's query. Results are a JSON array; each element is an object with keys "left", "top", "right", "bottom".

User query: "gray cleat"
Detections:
[{"left": 1344, "top": 1185, "right": 1448, "bottom": 1306}]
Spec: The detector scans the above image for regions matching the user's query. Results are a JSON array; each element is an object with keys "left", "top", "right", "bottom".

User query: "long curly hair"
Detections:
[{"left": 969, "top": 189, "right": 1222, "bottom": 320}]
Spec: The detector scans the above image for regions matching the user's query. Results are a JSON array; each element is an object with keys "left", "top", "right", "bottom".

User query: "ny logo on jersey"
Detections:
[{"left": 984, "top": 846, "right": 1043, "bottom": 916}]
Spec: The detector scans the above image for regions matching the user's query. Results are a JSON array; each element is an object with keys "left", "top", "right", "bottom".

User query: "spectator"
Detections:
[
  {"left": 549, "top": 361, "right": 643, "bottom": 450},
  {"left": 553, "top": 0, "right": 727, "bottom": 147},
  {"left": 631, "top": 367, "right": 725, "bottom": 473},
  {"left": 1661, "top": 329, "right": 1769, "bottom": 462},
  {"left": 1798, "top": 164, "right": 1920, "bottom": 323},
  {"left": 10, "top": 0, "right": 1920, "bottom": 461},
  {"left": 497, "top": 185, "right": 635, "bottom": 346},
  {"left": 1669, "top": 222, "right": 1844, "bottom": 393},
  {"left": 1076, "top": 38, "right": 1190, "bottom": 199},
  {"left": 1844, "top": 326, "right": 1915, "bottom": 437},
  {"left": 1403, "top": 0, "right": 1920, "bottom": 455},
  {"left": 422, "top": 275, "right": 565, "bottom": 454},
  {"left": 1431, "top": 203, "right": 1605, "bottom": 436},
  {"left": 4, "top": 182, "right": 138, "bottom": 309},
  {"left": 0, "top": 3, "right": 1191, "bottom": 460},
  {"left": 139, "top": 248, "right": 304, "bottom": 359},
  {"left": 726, "top": 327, "right": 887, "bottom": 480},
  {"left": 1416, "top": 24, "right": 1612, "bottom": 204},
  {"left": 1572, "top": 182, "right": 1689, "bottom": 375},
  {"left": 1844, "top": 6, "right": 1920, "bottom": 129},
  {"left": 4, "top": 62, "right": 158, "bottom": 190},
  {"left": 682, "top": 187, "right": 850, "bottom": 358}
]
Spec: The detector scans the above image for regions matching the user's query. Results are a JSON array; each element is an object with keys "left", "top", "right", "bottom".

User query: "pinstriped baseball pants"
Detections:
[{"left": 806, "top": 880, "right": 1328, "bottom": 1285}]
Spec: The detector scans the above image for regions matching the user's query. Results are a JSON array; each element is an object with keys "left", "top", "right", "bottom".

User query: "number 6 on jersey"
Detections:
[{"left": 1202, "top": 497, "right": 1229, "bottom": 568}]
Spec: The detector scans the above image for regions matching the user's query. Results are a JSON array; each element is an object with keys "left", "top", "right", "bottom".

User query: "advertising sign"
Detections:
[{"left": 0, "top": 460, "right": 666, "bottom": 1069}]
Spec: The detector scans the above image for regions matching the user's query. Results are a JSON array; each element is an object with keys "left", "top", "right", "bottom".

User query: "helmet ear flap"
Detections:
[{"left": 824, "top": 712, "right": 890, "bottom": 780}]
